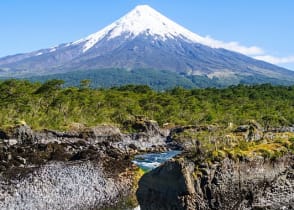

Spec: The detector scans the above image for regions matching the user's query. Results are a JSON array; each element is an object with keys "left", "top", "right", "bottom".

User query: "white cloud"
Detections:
[
  {"left": 196, "top": 36, "right": 294, "bottom": 68},
  {"left": 254, "top": 55, "right": 294, "bottom": 65},
  {"left": 203, "top": 36, "right": 294, "bottom": 68},
  {"left": 202, "top": 36, "right": 264, "bottom": 56}
]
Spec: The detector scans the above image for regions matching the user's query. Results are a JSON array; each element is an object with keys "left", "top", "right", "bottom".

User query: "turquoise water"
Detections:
[
  {"left": 102, "top": 150, "right": 181, "bottom": 210},
  {"left": 132, "top": 150, "right": 181, "bottom": 171},
  {"left": 131, "top": 150, "right": 181, "bottom": 210}
]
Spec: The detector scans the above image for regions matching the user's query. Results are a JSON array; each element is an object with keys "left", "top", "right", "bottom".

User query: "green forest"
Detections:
[
  {"left": 0, "top": 79, "right": 294, "bottom": 131},
  {"left": 26, "top": 68, "right": 294, "bottom": 90}
]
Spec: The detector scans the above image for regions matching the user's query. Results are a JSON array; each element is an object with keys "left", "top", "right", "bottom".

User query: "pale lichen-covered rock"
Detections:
[{"left": 0, "top": 162, "right": 134, "bottom": 210}]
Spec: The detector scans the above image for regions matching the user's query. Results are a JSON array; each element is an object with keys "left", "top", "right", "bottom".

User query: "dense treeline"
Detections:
[
  {"left": 28, "top": 68, "right": 197, "bottom": 90},
  {"left": 0, "top": 79, "right": 293, "bottom": 131},
  {"left": 26, "top": 68, "right": 294, "bottom": 90}
]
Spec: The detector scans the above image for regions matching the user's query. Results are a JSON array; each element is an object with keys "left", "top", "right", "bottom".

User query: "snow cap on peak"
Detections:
[
  {"left": 130, "top": 4, "right": 161, "bottom": 16},
  {"left": 132, "top": 4, "right": 154, "bottom": 11},
  {"left": 73, "top": 4, "right": 263, "bottom": 56},
  {"left": 76, "top": 4, "right": 204, "bottom": 52},
  {"left": 75, "top": 5, "right": 221, "bottom": 52},
  {"left": 111, "top": 4, "right": 203, "bottom": 41}
]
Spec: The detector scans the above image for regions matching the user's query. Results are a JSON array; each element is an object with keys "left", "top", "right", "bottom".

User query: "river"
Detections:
[{"left": 132, "top": 150, "right": 182, "bottom": 171}]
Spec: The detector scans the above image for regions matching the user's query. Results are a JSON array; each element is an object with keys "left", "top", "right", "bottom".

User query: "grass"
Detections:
[
  {"left": 224, "top": 142, "right": 289, "bottom": 160},
  {"left": 180, "top": 130, "right": 294, "bottom": 181},
  {"left": 180, "top": 127, "right": 294, "bottom": 164}
]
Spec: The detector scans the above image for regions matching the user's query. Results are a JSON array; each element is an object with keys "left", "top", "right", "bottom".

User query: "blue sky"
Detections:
[{"left": 1, "top": 0, "right": 294, "bottom": 70}]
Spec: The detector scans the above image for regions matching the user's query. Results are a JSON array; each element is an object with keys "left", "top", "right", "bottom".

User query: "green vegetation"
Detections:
[
  {"left": 0, "top": 79, "right": 293, "bottom": 131},
  {"left": 1, "top": 78, "right": 293, "bottom": 167},
  {"left": 23, "top": 68, "right": 294, "bottom": 91},
  {"left": 27, "top": 68, "right": 196, "bottom": 90},
  {"left": 182, "top": 126, "right": 294, "bottom": 170}
]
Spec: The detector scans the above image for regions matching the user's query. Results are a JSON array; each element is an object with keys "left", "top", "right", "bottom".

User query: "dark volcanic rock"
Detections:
[
  {"left": 137, "top": 155, "right": 294, "bottom": 210},
  {"left": 137, "top": 159, "right": 196, "bottom": 210}
]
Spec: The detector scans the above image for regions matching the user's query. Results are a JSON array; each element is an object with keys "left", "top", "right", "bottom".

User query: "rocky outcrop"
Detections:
[
  {"left": 116, "top": 118, "right": 168, "bottom": 152},
  {"left": 234, "top": 121, "right": 264, "bottom": 141},
  {"left": 0, "top": 119, "right": 168, "bottom": 210},
  {"left": 80, "top": 125, "right": 123, "bottom": 143},
  {"left": 137, "top": 159, "right": 196, "bottom": 210},
  {"left": 3, "top": 124, "right": 35, "bottom": 145},
  {"left": 0, "top": 161, "right": 136, "bottom": 210},
  {"left": 137, "top": 155, "right": 294, "bottom": 210},
  {"left": 0, "top": 118, "right": 167, "bottom": 151},
  {"left": 268, "top": 125, "right": 294, "bottom": 133},
  {"left": 0, "top": 135, "right": 138, "bottom": 209},
  {"left": 167, "top": 125, "right": 218, "bottom": 150}
]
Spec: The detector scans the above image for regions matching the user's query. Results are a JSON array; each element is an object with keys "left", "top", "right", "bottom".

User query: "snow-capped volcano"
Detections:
[
  {"left": 73, "top": 5, "right": 260, "bottom": 55},
  {"left": 74, "top": 5, "right": 206, "bottom": 52},
  {"left": 0, "top": 4, "right": 293, "bottom": 84}
]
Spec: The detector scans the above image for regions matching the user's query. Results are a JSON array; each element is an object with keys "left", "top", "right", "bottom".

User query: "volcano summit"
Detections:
[{"left": 0, "top": 5, "right": 293, "bottom": 86}]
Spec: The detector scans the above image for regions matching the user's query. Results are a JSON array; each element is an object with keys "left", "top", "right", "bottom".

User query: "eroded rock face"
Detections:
[
  {"left": 137, "top": 156, "right": 294, "bottom": 210},
  {"left": 137, "top": 159, "right": 195, "bottom": 210},
  {"left": 0, "top": 162, "right": 135, "bottom": 210},
  {"left": 0, "top": 122, "right": 168, "bottom": 210},
  {"left": 201, "top": 156, "right": 294, "bottom": 210},
  {"left": 117, "top": 119, "right": 168, "bottom": 152},
  {"left": 0, "top": 133, "right": 138, "bottom": 210}
]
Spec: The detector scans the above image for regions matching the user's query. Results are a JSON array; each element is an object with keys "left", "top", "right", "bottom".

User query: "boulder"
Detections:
[
  {"left": 137, "top": 155, "right": 294, "bottom": 210},
  {"left": 234, "top": 121, "right": 263, "bottom": 141},
  {"left": 0, "top": 120, "right": 170, "bottom": 209},
  {"left": 0, "top": 124, "right": 35, "bottom": 144},
  {"left": 81, "top": 125, "right": 122, "bottom": 143},
  {"left": 12, "top": 125, "right": 35, "bottom": 144},
  {"left": 137, "top": 159, "right": 195, "bottom": 210},
  {"left": 125, "top": 116, "right": 165, "bottom": 137}
]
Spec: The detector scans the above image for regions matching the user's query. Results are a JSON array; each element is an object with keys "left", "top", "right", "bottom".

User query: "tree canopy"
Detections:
[{"left": 0, "top": 79, "right": 293, "bottom": 131}]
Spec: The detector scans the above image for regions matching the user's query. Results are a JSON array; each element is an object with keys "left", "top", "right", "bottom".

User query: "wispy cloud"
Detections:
[
  {"left": 254, "top": 55, "right": 294, "bottom": 65},
  {"left": 203, "top": 36, "right": 294, "bottom": 68},
  {"left": 202, "top": 36, "right": 264, "bottom": 56}
]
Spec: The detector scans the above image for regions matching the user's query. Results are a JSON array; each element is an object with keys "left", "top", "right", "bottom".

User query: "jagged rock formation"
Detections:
[
  {"left": 137, "top": 156, "right": 294, "bottom": 210},
  {"left": 137, "top": 122, "right": 294, "bottom": 209},
  {"left": 0, "top": 119, "right": 167, "bottom": 210}
]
